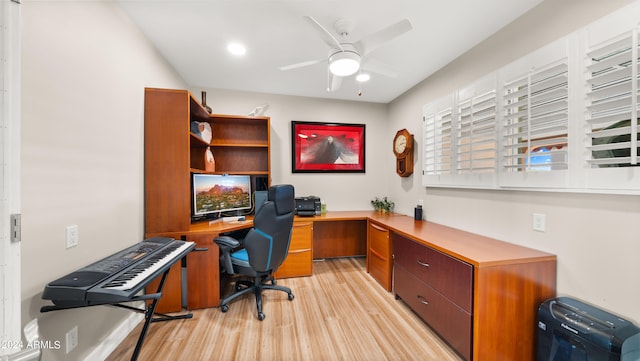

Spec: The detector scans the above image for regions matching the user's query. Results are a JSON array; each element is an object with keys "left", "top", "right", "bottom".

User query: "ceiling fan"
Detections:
[{"left": 279, "top": 16, "right": 413, "bottom": 92}]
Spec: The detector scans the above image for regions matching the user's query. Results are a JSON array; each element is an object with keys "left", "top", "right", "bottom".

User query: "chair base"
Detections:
[{"left": 219, "top": 275, "right": 294, "bottom": 321}]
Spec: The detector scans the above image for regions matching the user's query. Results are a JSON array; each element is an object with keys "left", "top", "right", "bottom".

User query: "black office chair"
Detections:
[{"left": 214, "top": 184, "right": 295, "bottom": 320}]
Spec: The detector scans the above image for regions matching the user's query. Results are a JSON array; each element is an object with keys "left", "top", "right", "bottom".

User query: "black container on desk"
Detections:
[{"left": 414, "top": 205, "right": 422, "bottom": 221}]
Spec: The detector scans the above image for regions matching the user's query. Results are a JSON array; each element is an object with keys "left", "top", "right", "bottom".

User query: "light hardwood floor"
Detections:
[{"left": 106, "top": 257, "right": 463, "bottom": 361}]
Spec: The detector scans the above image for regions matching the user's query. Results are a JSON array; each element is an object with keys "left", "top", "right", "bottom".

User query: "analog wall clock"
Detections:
[{"left": 393, "top": 128, "right": 414, "bottom": 177}]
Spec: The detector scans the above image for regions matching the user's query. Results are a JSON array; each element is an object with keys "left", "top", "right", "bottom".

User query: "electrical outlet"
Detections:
[
  {"left": 66, "top": 326, "right": 78, "bottom": 354},
  {"left": 66, "top": 225, "right": 79, "bottom": 248},
  {"left": 533, "top": 213, "right": 546, "bottom": 232}
]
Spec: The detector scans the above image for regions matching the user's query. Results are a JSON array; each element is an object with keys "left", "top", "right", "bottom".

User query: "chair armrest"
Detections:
[
  {"left": 214, "top": 235, "right": 241, "bottom": 275},
  {"left": 214, "top": 235, "right": 240, "bottom": 250}
]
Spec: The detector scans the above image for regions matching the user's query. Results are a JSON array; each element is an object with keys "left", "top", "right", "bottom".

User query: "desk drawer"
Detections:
[
  {"left": 393, "top": 233, "right": 473, "bottom": 312},
  {"left": 369, "top": 222, "right": 390, "bottom": 254},
  {"left": 276, "top": 221, "right": 312, "bottom": 278},
  {"left": 367, "top": 221, "right": 392, "bottom": 291},
  {"left": 290, "top": 221, "right": 312, "bottom": 250},
  {"left": 276, "top": 249, "right": 312, "bottom": 278},
  {"left": 394, "top": 264, "right": 472, "bottom": 361}
]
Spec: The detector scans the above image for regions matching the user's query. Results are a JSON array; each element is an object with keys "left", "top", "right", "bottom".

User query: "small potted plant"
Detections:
[{"left": 371, "top": 197, "right": 394, "bottom": 213}]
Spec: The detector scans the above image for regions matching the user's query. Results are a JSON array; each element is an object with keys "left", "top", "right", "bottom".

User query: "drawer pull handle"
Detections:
[
  {"left": 417, "top": 259, "right": 430, "bottom": 268},
  {"left": 417, "top": 295, "right": 429, "bottom": 305}
]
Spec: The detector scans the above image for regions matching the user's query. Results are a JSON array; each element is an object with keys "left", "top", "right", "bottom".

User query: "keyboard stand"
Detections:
[
  {"left": 125, "top": 267, "right": 192, "bottom": 361},
  {"left": 41, "top": 267, "right": 193, "bottom": 361}
]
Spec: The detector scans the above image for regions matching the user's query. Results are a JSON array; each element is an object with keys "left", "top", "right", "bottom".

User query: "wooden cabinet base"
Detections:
[
  {"left": 395, "top": 265, "right": 471, "bottom": 360},
  {"left": 313, "top": 220, "right": 366, "bottom": 258}
]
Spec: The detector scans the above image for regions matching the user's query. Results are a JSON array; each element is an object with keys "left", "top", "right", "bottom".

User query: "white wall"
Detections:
[
  {"left": 193, "top": 88, "right": 388, "bottom": 211},
  {"left": 21, "top": 1, "right": 185, "bottom": 360},
  {"left": 388, "top": 0, "right": 640, "bottom": 323}
]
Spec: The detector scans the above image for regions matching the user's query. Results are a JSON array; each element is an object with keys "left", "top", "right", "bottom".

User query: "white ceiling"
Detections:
[{"left": 118, "top": 0, "right": 543, "bottom": 103}]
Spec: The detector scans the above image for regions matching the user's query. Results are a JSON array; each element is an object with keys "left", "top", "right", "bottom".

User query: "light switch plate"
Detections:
[
  {"left": 533, "top": 213, "right": 546, "bottom": 232},
  {"left": 66, "top": 225, "right": 79, "bottom": 248}
]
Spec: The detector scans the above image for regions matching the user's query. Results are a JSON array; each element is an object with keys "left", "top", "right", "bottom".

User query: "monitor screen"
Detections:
[
  {"left": 192, "top": 174, "right": 252, "bottom": 221},
  {"left": 254, "top": 190, "right": 268, "bottom": 215}
]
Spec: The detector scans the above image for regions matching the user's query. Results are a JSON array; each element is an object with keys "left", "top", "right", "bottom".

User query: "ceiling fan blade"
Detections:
[
  {"left": 361, "top": 58, "right": 398, "bottom": 78},
  {"left": 304, "top": 16, "right": 344, "bottom": 51},
  {"left": 279, "top": 58, "right": 325, "bottom": 71},
  {"left": 327, "top": 70, "right": 343, "bottom": 92},
  {"left": 355, "top": 18, "right": 412, "bottom": 56}
]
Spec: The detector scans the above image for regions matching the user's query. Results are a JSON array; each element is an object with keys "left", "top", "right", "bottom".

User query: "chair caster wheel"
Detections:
[
  {"left": 258, "top": 312, "right": 265, "bottom": 321},
  {"left": 288, "top": 293, "right": 294, "bottom": 301},
  {"left": 221, "top": 304, "right": 229, "bottom": 313}
]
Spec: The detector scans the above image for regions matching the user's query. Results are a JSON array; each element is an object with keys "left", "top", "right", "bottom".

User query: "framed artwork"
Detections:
[{"left": 291, "top": 121, "right": 366, "bottom": 173}]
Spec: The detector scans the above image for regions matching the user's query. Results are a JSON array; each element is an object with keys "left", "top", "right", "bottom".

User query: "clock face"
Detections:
[{"left": 394, "top": 134, "right": 407, "bottom": 154}]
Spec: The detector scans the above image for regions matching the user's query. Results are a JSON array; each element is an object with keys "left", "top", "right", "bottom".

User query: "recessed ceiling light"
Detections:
[
  {"left": 227, "top": 43, "right": 246, "bottom": 56},
  {"left": 356, "top": 73, "right": 370, "bottom": 82}
]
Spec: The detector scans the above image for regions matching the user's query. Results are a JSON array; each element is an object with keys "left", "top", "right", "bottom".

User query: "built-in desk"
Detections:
[
  {"left": 147, "top": 211, "right": 555, "bottom": 361},
  {"left": 145, "top": 212, "right": 374, "bottom": 311},
  {"left": 367, "top": 214, "right": 556, "bottom": 361}
]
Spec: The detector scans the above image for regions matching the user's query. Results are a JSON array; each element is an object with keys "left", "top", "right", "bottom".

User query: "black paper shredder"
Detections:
[{"left": 537, "top": 297, "right": 640, "bottom": 361}]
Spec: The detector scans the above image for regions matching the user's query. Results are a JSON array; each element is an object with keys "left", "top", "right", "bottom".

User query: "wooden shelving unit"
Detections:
[
  {"left": 145, "top": 87, "right": 270, "bottom": 235},
  {"left": 144, "top": 88, "right": 271, "bottom": 311}
]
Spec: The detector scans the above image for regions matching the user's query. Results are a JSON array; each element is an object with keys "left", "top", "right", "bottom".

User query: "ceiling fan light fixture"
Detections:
[
  {"left": 329, "top": 51, "right": 361, "bottom": 76},
  {"left": 356, "top": 73, "right": 370, "bottom": 82}
]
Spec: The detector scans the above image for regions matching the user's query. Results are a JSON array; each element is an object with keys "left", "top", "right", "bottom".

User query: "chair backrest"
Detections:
[{"left": 243, "top": 184, "right": 295, "bottom": 273}]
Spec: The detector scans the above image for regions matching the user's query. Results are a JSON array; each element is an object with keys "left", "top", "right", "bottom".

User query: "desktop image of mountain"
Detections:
[{"left": 195, "top": 184, "right": 251, "bottom": 214}]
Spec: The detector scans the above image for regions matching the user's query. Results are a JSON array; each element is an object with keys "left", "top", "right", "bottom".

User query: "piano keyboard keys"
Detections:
[{"left": 102, "top": 241, "right": 193, "bottom": 291}]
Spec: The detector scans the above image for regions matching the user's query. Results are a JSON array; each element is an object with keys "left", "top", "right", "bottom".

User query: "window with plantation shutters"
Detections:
[
  {"left": 420, "top": 1, "right": 640, "bottom": 194},
  {"left": 502, "top": 61, "right": 569, "bottom": 174},
  {"left": 585, "top": 31, "right": 638, "bottom": 168},
  {"left": 423, "top": 97, "right": 454, "bottom": 185},
  {"left": 423, "top": 78, "right": 498, "bottom": 188},
  {"left": 581, "top": 20, "right": 640, "bottom": 192}
]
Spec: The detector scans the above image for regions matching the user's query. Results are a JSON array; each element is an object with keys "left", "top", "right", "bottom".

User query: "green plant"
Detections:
[{"left": 371, "top": 197, "right": 394, "bottom": 213}]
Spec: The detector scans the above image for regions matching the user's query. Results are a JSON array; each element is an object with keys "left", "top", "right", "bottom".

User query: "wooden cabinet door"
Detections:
[
  {"left": 144, "top": 89, "right": 192, "bottom": 234},
  {"left": 276, "top": 220, "right": 313, "bottom": 278},
  {"left": 145, "top": 259, "right": 183, "bottom": 313},
  {"left": 367, "top": 221, "right": 392, "bottom": 291},
  {"left": 185, "top": 233, "right": 220, "bottom": 309}
]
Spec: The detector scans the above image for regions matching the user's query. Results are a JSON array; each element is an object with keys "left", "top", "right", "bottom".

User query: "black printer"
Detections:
[
  {"left": 537, "top": 297, "right": 640, "bottom": 361},
  {"left": 294, "top": 196, "right": 321, "bottom": 217}
]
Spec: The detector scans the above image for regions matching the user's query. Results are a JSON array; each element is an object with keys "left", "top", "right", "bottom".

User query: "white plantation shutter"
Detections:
[
  {"left": 502, "top": 61, "right": 569, "bottom": 173},
  {"left": 585, "top": 32, "right": 638, "bottom": 167},
  {"left": 457, "top": 92, "right": 497, "bottom": 174},
  {"left": 582, "top": 19, "right": 640, "bottom": 192},
  {"left": 423, "top": 77, "right": 498, "bottom": 188},
  {"left": 423, "top": 96, "right": 454, "bottom": 185},
  {"left": 432, "top": 108, "right": 454, "bottom": 175},
  {"left": 498, "top": 35, "right": 572, "bottom": 189},
  {"left": 454, "top": 76, "right": 498, "bottom": 187}
]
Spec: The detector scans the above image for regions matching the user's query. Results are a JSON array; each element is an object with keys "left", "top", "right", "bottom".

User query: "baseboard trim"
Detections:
[{"left": 83, "top": 309, "right": 143, "bottom": 361}]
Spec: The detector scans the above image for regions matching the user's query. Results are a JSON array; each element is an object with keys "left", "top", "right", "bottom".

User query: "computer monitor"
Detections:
[
  {"left": 254, "top": 190, "right": 268, "bottom": 215},
  {"left": 191, "top": 174, "right": 252, "bottom": 222}
]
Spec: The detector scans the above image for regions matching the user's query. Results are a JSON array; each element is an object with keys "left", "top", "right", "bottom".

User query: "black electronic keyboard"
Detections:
[
  {"left": 41, "top": 236, "right": 195, "bottom": 361},
  {"left": 42, "top": 237, "right": 194, "bottom": 307}
]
